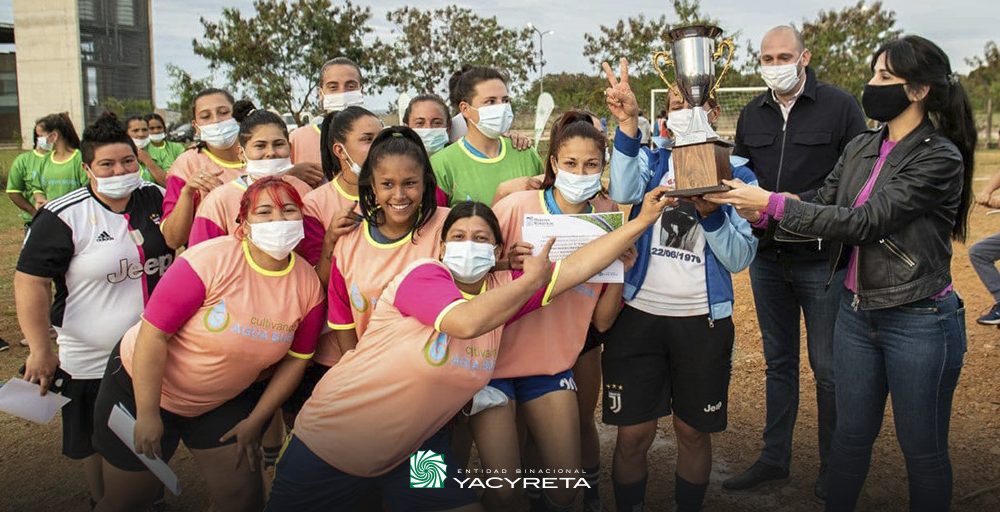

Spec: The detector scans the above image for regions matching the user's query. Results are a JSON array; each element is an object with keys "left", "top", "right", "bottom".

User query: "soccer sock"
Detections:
[
  {"left": 674, "top": 472, "right": 708, "bottom": 512},
  {"left": 262, "top": 445, "right": 281, "bottom": 468},
  {"left": 583, "top": 464, "right": 601, "bottom": 506},
  {"left": 612, "top": 476, "right": 646, "bottom": 512}
]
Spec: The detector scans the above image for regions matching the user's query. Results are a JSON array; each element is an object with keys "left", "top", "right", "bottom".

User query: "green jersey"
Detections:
[
  {"left": 431, "top": 137, "right": 543, "bottom": 207},
  {"left": 146, "top": 140, "right": 186, "bottom": 171},
  {"left": 31, "top": 149, "right": 87, "bottom": 201},
  {"left": 6, "top": 149, "right": 47, "bottom": 222}
]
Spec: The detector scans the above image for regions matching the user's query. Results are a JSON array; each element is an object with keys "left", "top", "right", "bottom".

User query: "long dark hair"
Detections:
[
  {"left": 358, "top": 126, "right": 438, "bottom": 238},
  {"left": 319, "top": 106, "right": 378, "bottom": 180},
  {"left": 873, "top": 36, "right": 977, "bottom": 241},
  {"left": 543, "top": 109, "right": 607, "bottom": 189},
  {"left": 37, "top": 112, "right": 81, "bottom": 150},
  {"left": 442, "top": 201, "right": 504, "bottom": 247}
]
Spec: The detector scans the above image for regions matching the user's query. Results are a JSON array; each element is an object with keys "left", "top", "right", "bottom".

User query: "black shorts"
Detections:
[
  {"left": 579, "top": 325, "right": 604, "bottom": 356},
  {"left": 601, "top": 305, "right": 734, "bottom": 433},
  {"left": 62, "top": 376, "right": 102, "bottom": 459},
  {"left": 92, "top": 343, "right": 267, "bottom": 472},
  {"left": 282, "top": 362, "right": 331, "bottom": 417}
]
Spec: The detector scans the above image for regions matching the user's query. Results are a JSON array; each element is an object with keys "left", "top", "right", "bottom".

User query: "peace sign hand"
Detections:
[{"left": 602, "top": 58, "right": 640, "bottom": 138}]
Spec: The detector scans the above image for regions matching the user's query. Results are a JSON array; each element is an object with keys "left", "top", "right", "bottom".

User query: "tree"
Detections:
[
  {"left": 966, "top": 41, "right": 1000, "bottom": 109},
  {"left": 165, "top": 64, "right": 214, "bottom": 123},
  {"left": 99, "top": 97, "right": 155, "bottom": 119},
  {"left": 800, "top": 1, "right": 901, "bottom": 98},
  {"left": 373, "top": 6, "right": 536, "bottom": 98},
  {"left": 192, "top": 0, "right": 379, "bottom": 125}
]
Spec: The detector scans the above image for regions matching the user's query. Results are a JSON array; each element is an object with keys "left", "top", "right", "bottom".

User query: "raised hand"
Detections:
[{"left": 602, "top": 58, "right": 640, "bottom": 136}]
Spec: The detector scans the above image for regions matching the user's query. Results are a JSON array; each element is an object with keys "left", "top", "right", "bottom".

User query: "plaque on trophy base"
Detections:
[{"left": 666, "top": 138, "right": 733, "bottom": 197}]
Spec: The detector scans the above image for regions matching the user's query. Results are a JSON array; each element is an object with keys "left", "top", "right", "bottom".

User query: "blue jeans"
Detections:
[
  {"left": 826, "top": 291, "right": 965, "bottom": 512},
  {"left": 749, "top": 255, "right": 842, "bottom": 469}
]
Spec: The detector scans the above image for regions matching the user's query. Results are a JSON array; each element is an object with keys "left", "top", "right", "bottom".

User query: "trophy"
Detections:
[{"left": 652, "top": 25, "right": 736, "bottom": 197}]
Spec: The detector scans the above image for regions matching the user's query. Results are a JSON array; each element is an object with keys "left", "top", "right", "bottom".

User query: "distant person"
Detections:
[
  {"left": 6, "top": 122, "right": 48, "bottom": 229},
  {"left": 969, "top": 175, "right": 1000, "bottom": 324},
  {"left": 29, "top": 112, "right": 85, "bottom": 208},
  {"left": 637, "top": 110, "right": 652, "bottom": 146},
  {"left": 143, "top": 113, "right": 186, "bottom": 171},
  {"left": 289, "top": 57, "right": 365, "bottom": 169},
  {"left": 123, "top": 115, "right": 167, "bottom": 186}
]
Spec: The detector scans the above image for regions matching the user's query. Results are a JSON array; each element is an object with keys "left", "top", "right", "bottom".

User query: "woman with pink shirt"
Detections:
[
  {"left": 268, "top": 188, "right": 674, "bottom": 512},
  {"left": 92, "top": 177, "right": 325, "bottom": 512}
]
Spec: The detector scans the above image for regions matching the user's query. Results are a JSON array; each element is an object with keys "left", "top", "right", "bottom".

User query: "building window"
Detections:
[
  {"left": 117, "top": 0, "right": 134, "bottom": 27},
  {"left": 79, "top": 0, "right": 95, "bottom": 21},
  {"left": 84, "top": 67, "right": 99, "bottom": 107}
]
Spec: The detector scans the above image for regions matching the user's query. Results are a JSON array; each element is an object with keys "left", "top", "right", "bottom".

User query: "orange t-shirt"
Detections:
[
  {"left": 188, "top": 175, "right": 313, "bottom": 247},
  {"left": 290, "top": 124, "right": 322, "bottom": 165},
  {"left": 119, "top": 236, "right": 325, "bottom": 417},
  {"left": 491, "top": 189, "right": 617, "bottom": 378},
  {"left": 327, "top": 207, "right": 449, "bottom": 338},
  {"left": 298, "top": 178, "right": 359, "bottom": 266},
  {"left": 163, "top": 149, "right": 245, "bottom": 220},
  {"left": 295, "top": 259, "right": 554, "bottom": 477}
]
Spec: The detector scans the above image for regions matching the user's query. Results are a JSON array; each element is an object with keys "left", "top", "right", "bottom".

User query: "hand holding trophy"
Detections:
[{"left": 652, "top": 25, "right": 737, "bottom": 197}]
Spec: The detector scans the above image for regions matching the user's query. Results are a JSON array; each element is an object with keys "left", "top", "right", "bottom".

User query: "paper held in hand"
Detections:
[
  {"left": 521, "top": 212, "right": 626, "bottom": 283},
  {"left": 0, "top": 378, "right": 71, "bottom": 424},
  {"left": 108, "top": 403, "right": 182, "bottom": 495}
]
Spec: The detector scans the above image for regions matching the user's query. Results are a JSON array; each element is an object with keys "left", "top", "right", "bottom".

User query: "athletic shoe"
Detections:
[
  {"left": 722, "top": 460, "right": 789, "bottom": 491},
  {"left": 0, "top": 339, "right": 9, "bottom": 352},
  {"left": 977, "top": 303, "right": 1000, "bottom": 325}
]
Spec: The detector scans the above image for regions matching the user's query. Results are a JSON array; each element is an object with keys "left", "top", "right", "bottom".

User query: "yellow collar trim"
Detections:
[
  {"left": 458, "top": 136, "right": 507, "bottom": 164},
  {"left": 459, "top": 280, "right": 489, "bottom": 300},
  {"left": 312, "top": 124, "right": 322, "bottom": 135},
  {"left": 50, "top": 149, "right": 79, "bottom": 165},
  {"left": 204, "top": 149, "right": 245, "bottom": 169},
  {"left": 361, "top": 220, "right": 413, "bottom": 249},
  {"left": 242, "top": 239, "right": 295, "bottom": 277},
  {"left": 332, "top": 177, "right": 359, "bottom": 201},
  {"left": 33, "top": 149, "right": 48, "bottom": 158}
]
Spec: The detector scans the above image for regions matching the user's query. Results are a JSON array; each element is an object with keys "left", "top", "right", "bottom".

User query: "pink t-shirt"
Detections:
[
  {"left": 188, "top": 175, "right": 313, "bottom": 247},
  {"left": 327, "top": 207, "right": 449, "bottom": 337},
  {"left": 491, "top": 190, "right": 616, "bottom": 378},
  {"left": 163, "top": 149, "right": 245, "bottom": 220},
  {"left": 119, "top": 236, "right": 325, "bottom": 417},
  {"left": 290, "top": 124, "right": 322, "bottom": 165},
  {"left": 845, "top": 140, "right": 897, "bottom": 293},
  {"left": 298, "top": 178, "right": 360, "bottom": 266},
  {"left": 295, "top": 259, "right": 553, "bottom": 477}
]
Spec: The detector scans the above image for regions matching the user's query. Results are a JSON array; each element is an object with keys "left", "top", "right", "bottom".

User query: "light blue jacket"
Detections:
[{"left": 609, "top": 128, "right": 758, "bottom": 321}]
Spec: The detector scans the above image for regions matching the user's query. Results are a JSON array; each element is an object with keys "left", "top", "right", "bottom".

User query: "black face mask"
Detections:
[{"left": 862, "top": 83, "right": 912, "bottom": 123}]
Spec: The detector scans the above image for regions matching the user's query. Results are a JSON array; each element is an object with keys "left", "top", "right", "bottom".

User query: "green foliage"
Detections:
[
  {"left": 192, "top": 0, "right": 378, "bottom": 125},
  {"left": 165, "top": 64, "right": 214, "bottom": 123},
  {"left": 965, "top": 41, "right": 1000, "bottom": 110},
  {"left": 800, "top": 1, "right": 901, "bottom": 98},
  {"left": 99, "top": 97, "right": 155, "bottom": 118},
  {"left": 373, "top": 6, "right": 536, "bottom": 98}
]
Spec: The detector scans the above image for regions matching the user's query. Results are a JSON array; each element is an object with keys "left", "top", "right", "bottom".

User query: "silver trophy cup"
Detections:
[{"left": 653, "top": 25, "right": 735, "bottom": 107}]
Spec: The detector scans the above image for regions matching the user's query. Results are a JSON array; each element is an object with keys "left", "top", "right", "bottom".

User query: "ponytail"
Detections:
[
  {"left": 37, "top": 112, "right": 81, "bottom": 150},
  {"left": 874, "top": 35, "right": 977, "bottom": 241},
  {"left": 319, "top": 105, "right": 378, "bottom": 181}
]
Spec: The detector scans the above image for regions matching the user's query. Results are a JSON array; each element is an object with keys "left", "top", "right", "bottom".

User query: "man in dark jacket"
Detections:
[{"left": 724, "top": 25, "right": 867, "bottom": 501}]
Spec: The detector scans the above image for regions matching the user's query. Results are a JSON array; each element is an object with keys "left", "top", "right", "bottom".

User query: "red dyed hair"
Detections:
[{"left": 236, "top": 177, "right": 304, "bottom": 237}]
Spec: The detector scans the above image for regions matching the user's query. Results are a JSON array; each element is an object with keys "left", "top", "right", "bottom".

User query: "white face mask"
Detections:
[
  {"left": 198, "top": 118, "right": 240, "bottom": 149},
  {"left": 248, "top": 220, "right": 305, "bottom": 260},
  {"left": 132, "top": 137, "right": 150, "bottom": 150},
  {"left": 149, "top": 133, "right": 167, "bottom": 143},
  {"left": 666, "top": 109, "right": 693, "bottom": 136},
  {"left": 554, "top": 168, "right": 603, "bottom": 205},
  {"left": 337, "top": 144, "right": 362, "bottom": 175},
  {"left": 442, "top": 241, "right": 497, "bottom": 284},
  {"left": 245, "top": 157, "right": 293, "bottom": 180},
  {"left": 469, "top": 103, "right": 514, "bottom": 139},
  {"left": 761, "top": 54, "right": 804, "bottom": 94},
  {"left": 37, "top": 136, "right": 54, "bottom": 152},
  {"left": 93, "top": 170, "right": 142, "bottom": 199},
  {"left": 323, "top": 90, "right": 365, "bottom": 113},
  {"left": 414, "top": 128, "right": 449, "bottom": 155}
]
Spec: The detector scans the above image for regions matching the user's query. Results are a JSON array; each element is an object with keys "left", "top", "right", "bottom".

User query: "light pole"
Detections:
[{"left": 527, "top": 22, "right": 554, "bottom": 95}]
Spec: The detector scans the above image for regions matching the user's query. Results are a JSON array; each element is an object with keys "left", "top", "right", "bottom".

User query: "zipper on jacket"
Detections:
[
  {"left": 880, "top": 238, "right": 917, "bottom": 267},
  {"left": 775, "top": 121, "right": 788, "bottom": 192},
  {"left": 831, "top": 159, "right": 879, "bottom": 289}
]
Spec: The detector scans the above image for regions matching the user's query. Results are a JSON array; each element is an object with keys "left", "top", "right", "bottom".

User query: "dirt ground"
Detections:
[{"left": 2, "top": 157, "right": 999, "bottom": 512}]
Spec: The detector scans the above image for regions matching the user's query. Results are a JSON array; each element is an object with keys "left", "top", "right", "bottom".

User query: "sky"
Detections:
[{"left": 1, "top": 0, "right": 997, "bottom": 110}]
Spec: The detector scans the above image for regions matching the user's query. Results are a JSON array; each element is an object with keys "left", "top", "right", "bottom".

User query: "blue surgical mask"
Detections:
[
  {"left": 198, "top": 118, "right": 240, "bottom": 149},
  {"left": 554, "top": 168, "right": 602, "bottom": 204},
  {"left": 414, "top": 128, "right": 449, "bottom": 155},
  {"left": 442, "top": 241, "right": 496, "bottom": 284},
  {"left": 470, "top": 103, "right": 514, "bottom": 139}
]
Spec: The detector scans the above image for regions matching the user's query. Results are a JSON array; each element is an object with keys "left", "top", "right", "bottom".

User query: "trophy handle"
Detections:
[
  {"left": 652, "top": 51, "right": 681, "bottom": 98},
  {"left": 709, "top": 38, "right": 736, "bottom": 99}
]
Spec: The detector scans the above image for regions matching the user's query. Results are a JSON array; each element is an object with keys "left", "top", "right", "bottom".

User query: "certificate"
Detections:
[{"left": 521, "top": 212, "right": 625, "bottom": 283}]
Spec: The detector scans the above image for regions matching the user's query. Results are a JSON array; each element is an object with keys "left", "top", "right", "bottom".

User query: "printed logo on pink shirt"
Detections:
[
  {"left": 424, "top": 332, "right": 450, "bottom": 366},
  {"left": 349, "top": 282, "right": 370, "bottom": 313},
  {"left": 204, "top": 301, "right": 231, "bottom": 332}
]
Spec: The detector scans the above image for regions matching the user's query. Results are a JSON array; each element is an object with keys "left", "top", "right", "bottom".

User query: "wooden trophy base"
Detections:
[{"left": 665, "top": 138, "right": 734, "bottom": 197}]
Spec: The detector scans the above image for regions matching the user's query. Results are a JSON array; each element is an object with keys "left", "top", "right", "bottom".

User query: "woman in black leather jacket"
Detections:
[{"left": 708, "top": 35, "right": 976, "bottom": 512}]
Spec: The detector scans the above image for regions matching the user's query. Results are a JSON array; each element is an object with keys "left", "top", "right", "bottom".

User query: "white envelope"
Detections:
[
  {"left": 0, "top": 378, "right": 71, "bottom": 424},
  {"left": 108, "top": 403, "right": 182, "bottom": 495}
]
